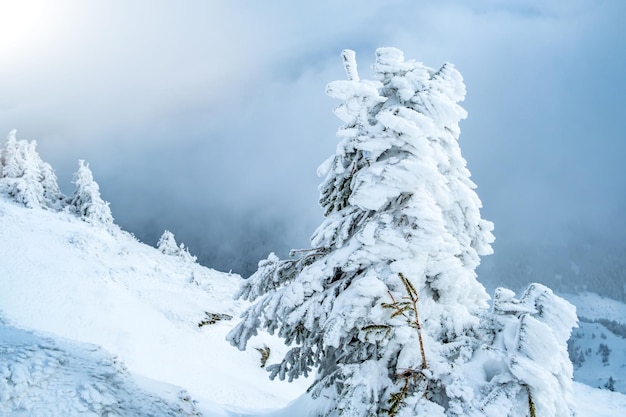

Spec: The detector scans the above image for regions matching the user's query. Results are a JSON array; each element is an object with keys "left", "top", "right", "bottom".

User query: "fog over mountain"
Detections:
[{"left": 2, "top": 1, "right": 625, "bottom": 292}]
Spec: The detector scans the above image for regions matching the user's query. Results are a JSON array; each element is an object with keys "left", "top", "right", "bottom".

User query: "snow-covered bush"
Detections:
[
  {"left": 157, "top": 230, "right": 197, "bottom": 263},
  {"left": 228, "top": 48, "right": 500, "bottom": 416},
  {"left": 67, "top": 160, "right": 114, "bottom": 226},
  {"left": 476, "top": 284, "right": 577, "bottom": 417},
  {"left": 0, "top": 130, "right": 64, "bottom": 209}
]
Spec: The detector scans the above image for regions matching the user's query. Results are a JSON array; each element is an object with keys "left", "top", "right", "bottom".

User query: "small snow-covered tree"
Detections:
[
  {"left": 158, "top": 230, "right": 179, "bottom": 255},
  {"left": 38, "top": 153, "right": 65, "bottom": 210},
  {"left": 228, "top": 48, "right": 497, "bottom": 417},
  {"left": 1, "top": 130, "right": 23, "bottom": 178},
  {"left": 157, "top": 230, "right": 196, "bottom": 263},
  {"left": 478, "top": 284, "right": 577, "bottom": 417},
  {"left": 68, "top": 160, "right": 113, "bottom": 226},
  {"left": 0, "top": 133, "right": 42, "bottom": 208},
  {"left": 0, "top": 130, "right": 64, "bottom": 209}
]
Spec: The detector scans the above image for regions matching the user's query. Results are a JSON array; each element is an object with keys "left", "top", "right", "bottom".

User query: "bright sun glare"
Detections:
[{"left": 0, "top": 2, "right": 52, "bottom": 55}]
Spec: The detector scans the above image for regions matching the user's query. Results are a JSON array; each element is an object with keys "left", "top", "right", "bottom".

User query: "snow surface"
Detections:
[
  {"left": 1, "top": 194, "right": 625, "bottom": 416},
  {"left": 560, "top": 293, "right": 626, "bottom": 395},
  {"left": 0, "top": 320, "right": 202, "bottom": 416},
  {"left": 0, "top": 196, "right": 308, "bottom": 414},
  {"left": 563, "top": 292, "right": 626, "bottom": 325},
  {"left": 568, "top": 321, "right": 626, "bottom": 394},
  {"left": 572, "top": 382, "right": 626, "bottom": 417}
]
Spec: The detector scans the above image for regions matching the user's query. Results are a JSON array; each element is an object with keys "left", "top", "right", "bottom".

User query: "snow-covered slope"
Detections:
[
  {"left": 1, "top": 194, "right": 626, "bottom": 416},
  {"left": 562, "top": 292, "right": 626, "bottom": 394},
  {"left": 569, "top": 321, "right": 626, "bottom": 393},
  {"left": 565, "top": 292, "right": 626, "bottom": 326},
  {"left": 573, "top": 382, "right": 626, "bottom": 417},
  {"left": 0, "top": 196, "right": 308, "bottom": 414}
]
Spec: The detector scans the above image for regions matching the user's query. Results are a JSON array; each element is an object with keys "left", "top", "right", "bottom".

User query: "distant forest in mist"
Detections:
[{"left": 478, "top": 222, "right": 626, "bottom": 302}]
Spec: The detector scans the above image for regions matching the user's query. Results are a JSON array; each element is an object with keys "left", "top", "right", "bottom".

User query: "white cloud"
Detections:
[{"left": 1, "top": 0, "right": 624, "bottom": 275}]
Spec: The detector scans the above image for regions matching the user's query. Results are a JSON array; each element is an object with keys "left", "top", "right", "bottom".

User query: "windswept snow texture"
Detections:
[
  {"left": 0, "top": 195, "right": 308, "bottom": 413},
  {"left": 0, "top": 321, "right": 201, "bottom": 416}
]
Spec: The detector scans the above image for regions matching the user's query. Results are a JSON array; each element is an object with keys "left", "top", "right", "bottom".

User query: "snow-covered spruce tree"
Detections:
[
  {"left": 68, "top": 160, "right": 114, "bottom": 226},
  {"left": 228, "top": 48, "right": 496, "bottom": 416},
  {"left": 0, "top": 130, "right": 64, "bottom": 209},
  {"left": 157, "top": 230, "right": 197, "bottom": 263}
]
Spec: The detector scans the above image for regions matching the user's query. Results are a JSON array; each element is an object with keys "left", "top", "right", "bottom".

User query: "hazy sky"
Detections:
[{"left": 2, "top": 0, "right": 625, "bottom": 279}]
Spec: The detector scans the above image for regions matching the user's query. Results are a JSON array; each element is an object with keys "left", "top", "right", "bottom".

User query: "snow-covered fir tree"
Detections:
[
  {"left": 0, "top": 130, "right": 64, "bottom": 209},
  {"left": 68, "top": 160, "right": 114, "bottom": 226},
  {"left": 158, "top": 230, "right": 179, "bottom": 255},
  {"left": 228, "top": 48, "right": 500, "bottom": 416},
  {"left": 157, "top": 230, "right": 197, "bottom": 263}
]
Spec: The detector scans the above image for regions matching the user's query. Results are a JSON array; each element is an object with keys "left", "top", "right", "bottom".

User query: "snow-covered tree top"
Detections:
[
  {"left": 0, "top": 130, "right": 64, "bottom": 210},
  {"left": 157, "top": 229, "right": 197, "bottom": 263},
  {"left": 69, "top": 160, "right": 114, "bottom": 227}
]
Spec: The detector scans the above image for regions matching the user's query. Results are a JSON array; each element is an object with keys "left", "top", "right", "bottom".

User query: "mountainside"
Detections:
[
  {"left": 0, "top": 195, "right": 309, "bottom": 414},
  {"left": 562, "top": 293, "right": 626, "bottom": 394},
  {"left": 1, "top": 194, "right": 626, "bottom": 416}
]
